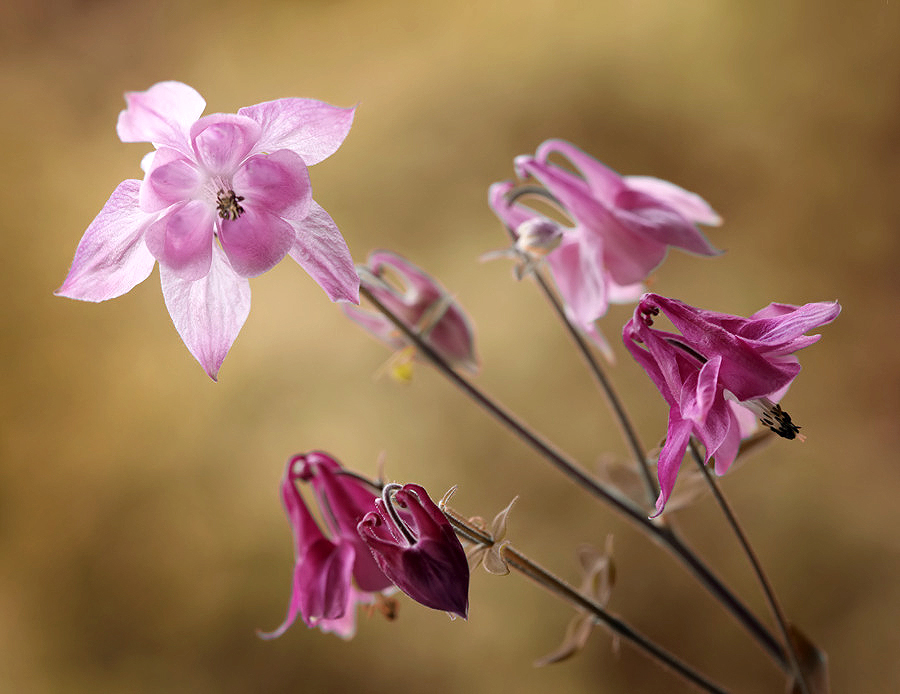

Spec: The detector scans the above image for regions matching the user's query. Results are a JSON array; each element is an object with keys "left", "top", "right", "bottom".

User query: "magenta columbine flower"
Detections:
[
  {"left": 489, "top": 140, "right": 721, "bottom": 356},
  {"left": 56, "top": 81, "right": 359, "bottom": 380},
  {"left": 359, "top": 483, "right": 469, "bottom": 619},
  {"left": 622, "top": 293, "right": 841, "bottom": 515},
  {"left": 260, "top": 452, "right": 394, "bottom": 640},
  {"left": 343, "top": 250, "right": 478, "bottom": 373}
]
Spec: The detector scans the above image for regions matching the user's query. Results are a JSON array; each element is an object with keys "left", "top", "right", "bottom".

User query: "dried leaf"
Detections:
[
  {"left": 785, "top": 624, "right": 830, "bottom": 694},
  {"left": 534, "top": 613, "right": 595, "bottom": 667}
]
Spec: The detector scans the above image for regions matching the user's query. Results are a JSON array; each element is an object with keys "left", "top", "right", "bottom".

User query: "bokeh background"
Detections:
[{"left": 2, "top": 0, "right": 898, "bottom": 692}]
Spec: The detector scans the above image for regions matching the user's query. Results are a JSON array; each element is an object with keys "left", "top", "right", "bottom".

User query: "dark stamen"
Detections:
[
  {"left": 216, "top": 189, "right": 245, "bottom": 220},
  {"left": 759, "top": 403, "right": 801, "bottom": 440}
]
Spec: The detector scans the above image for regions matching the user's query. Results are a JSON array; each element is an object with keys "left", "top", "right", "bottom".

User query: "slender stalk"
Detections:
[
  {"left": 359, "top": 285, "right": 788, "bottom": 671},
  {"left": 532, "top": 268, "right": 658, "bottom": 502},
  {"left": 502, "top": 186, "right": 658, "bottom": 504},
  {"left": 688, "top": 441, "right": 810, "bottom": 694},
  {"left": 443, "top": 508, "right": 730, "bottom": 694}
]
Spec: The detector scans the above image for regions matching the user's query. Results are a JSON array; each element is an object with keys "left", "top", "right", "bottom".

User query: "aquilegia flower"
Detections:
[
  {"left": 56, "top": 81, "right": 359, "bottom": 380},
  {"left": 343, "top": 250, "right": 478, "bottom": 374},
  {"left": 260, "top": 452, "right": 394, "bottom": 639},
  {"left": 622, "top": 293, "right": 841, "bottom": 515},
  {"left": 489, "top": 140, "right": 721, "bottom": 356},
  {"left": 359, "top": 483, "right": 470, "bottom": 619}
]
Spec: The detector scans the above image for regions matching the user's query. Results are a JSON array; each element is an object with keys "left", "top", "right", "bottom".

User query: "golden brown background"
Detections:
[{"left": 2, "top": 0, "right": 898, "bottom": 692}]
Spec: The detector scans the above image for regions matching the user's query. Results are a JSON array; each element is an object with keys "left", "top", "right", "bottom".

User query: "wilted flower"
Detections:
[
  {"left": 260, "top": 452, "right": 394, "bottom": 639},
  {"left": 623, "top": 293, "right": 841, "bottom": 515},
  {"left": 489, "top": 140, "right": 721, "bottom": 356},
  {"left": 57, "top": 81, "right": 359, "bottom": 380},
  {"left": 359, "top": 483, "right": 470, "bottom": 619},
  {"left": 343, "top": 250, "right": 478, "bottom": 374}
]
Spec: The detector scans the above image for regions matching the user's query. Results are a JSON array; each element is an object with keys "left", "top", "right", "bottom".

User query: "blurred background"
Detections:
[{"left": 1, "top": 0, "right": 898, "bottom": 692}]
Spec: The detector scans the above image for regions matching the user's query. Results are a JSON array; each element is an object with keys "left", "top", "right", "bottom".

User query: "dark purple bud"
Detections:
[{"left": 358, "top": 483, "right": 469, "bottom": 619}]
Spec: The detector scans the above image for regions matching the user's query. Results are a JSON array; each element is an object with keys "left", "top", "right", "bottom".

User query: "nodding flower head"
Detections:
[
  {"left": 489, "top": 140, "right": 720, "bottom": 358},
  {"left": 343, "top": 250, "right": 478, "bottom": 374},
  {"left": 358, "top": 483, "right": 470, "bottom": 619},
  {"left": 623, "top": 293, "right": 840, "bottom": 515},
  {"left": 260, "top": 452, "right": 393, "bottom": 640}
]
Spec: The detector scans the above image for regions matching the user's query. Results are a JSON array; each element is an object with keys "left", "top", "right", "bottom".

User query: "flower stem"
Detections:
[
  {"left": 688, "top": 441, "right": 811, "bottom": 694},
  {"left": 359, "top": 285, "right": 788, "bottom": 672},
  {"left": 442, "top": 507, "right": 730, "bottom": 694},
  {"left": 534, "top": 267, "right": 659, "bottom": 503},
  {"left": 502, "top": 186, "right": 658, "bottom": 504}
]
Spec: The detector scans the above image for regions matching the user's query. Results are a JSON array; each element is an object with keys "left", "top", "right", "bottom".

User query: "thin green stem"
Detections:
[
  {"left": 443, "top": 509, "right": 730, "bottom": 694},
  {"left": 359, "top": 285, "right": 788, "bottom": 672},
  {"left": 688, "top": 441, "right": 810, "bottom": 694}
]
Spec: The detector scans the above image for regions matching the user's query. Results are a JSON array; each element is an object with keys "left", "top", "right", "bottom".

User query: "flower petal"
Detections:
[
  {"left": 116, "top": 81, "right": 206, "bottom": 154},
  {"left": 190, "top": 114, "right": 261, "bottom": 175},
  {"left": 233, "top": 150, "right": 311, "bottom": 219},
  {"left": 288, "top": 202, "right": 360, "bottom": 303},
  {"left": 534, "top": 139, "right": 625, "bottom": 204},
  {"left": 56, "top": 179, "right": 156, "bottom": 302},
  {"left": 160, "top": 246, "right": 250, "bottom": 380},
  {"left": 612, "top": 189, "right": 721, "bottom": 256},
  {"left": 141, "top": 147, "right": 203, "bottom": 212},
  {"left": 218, "top": 206, "right": 296, "bottom": 278},
  {"left": 238, "top": 99, "right": 356, "bottom": 166},
  {"left": 624, "top": 176, "right": 723, "bottom": 226},
  {"left": 144, "top": 201, "right": 215, "bottom": 281},
  {"left": 653, "top": 416, "right": 694, "bottom": 517}
]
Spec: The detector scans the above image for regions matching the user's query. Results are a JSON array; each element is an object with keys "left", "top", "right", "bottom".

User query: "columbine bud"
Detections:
[
  {"left": 358, "top": 483, "right": 470, "bottom": 619},
  {"left": 343, "top": 251, "right": 478, "bottom": 374}
]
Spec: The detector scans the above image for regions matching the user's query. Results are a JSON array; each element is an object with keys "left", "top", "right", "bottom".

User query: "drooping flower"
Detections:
[
  {"left": 489, "top": 140, "right": 721, "bottom": 357},
  {"left": 358, "top": 483, "right": 470, "bottom": 619},
  {"left": 343, "top": 250, "right": 478, "bottom": 375},
  {"left": 622, "top": 293, "right": 841, "bottom": 515},
  {"left": 57, "top": 81, "right": 359, "bottom": 380},
  {"left": 260, "top": 452, "right": 394, "bottom": 639}
]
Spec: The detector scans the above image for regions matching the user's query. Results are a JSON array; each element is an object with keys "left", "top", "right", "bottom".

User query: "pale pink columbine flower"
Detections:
[
  {"left": 489, "top": 140, "right": 721, "bottom": 357},
  {"left": 260, "top": 452, "right": 394, "bottom": 640},
  {"left": 622, "top": 293, "right": 841, "bottom": 515},
  {"left": 57, "top": 81, "right": 359, "bottom": 380},
  {"left": 359, "top": 483, "right": 469, "bottom": 619},
  {"left": 343, "top": 250, "right": 478, "bottom": 373}
]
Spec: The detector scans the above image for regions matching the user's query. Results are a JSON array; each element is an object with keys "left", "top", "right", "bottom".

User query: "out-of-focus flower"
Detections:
[
  {"left": 57, "top": 81, "right": 359, "bottom": 380},
  {"left": 489, "top": 140, "right": 721, "bottom": 357},
  {"left": 359, "top": 483, "right": 470, "bottom": 619},
  {"left": 260, "top": 452, "right": 393, "bottom": 640},
  {"left": 343, "top": 250, "right": 478, "bottom": 374},
  {"left": 623, "top": 293, "right": 841, "bottom": 515}
]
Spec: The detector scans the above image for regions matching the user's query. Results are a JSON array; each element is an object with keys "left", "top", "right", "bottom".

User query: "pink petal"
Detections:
[
  {"left": 612, "top": 190, "right": 720, "bottom": 256},
  {"left": 654, "top": 416, "right": 694, "bottom": 516},
  {"left": 288, "top": 202, "right": 360, "bottom": 303},
  {"left": 218, "top": 206, "right": 296, "bottom": 278},
  {"left": 190, "top": 114, "right": 261, "bottom": 175},
  {"left": 116, "top": 81, "right": 206, "bottom": 154},
  {"left": 534, "top": 139, "right": 625, "bottom": 204},
  {"left": 487, "top": 181, "right": 535, "bottom": 230},
  {"left": 233, "top": 150, "right": 311, "bottom": 219},
  {"left": 56, "top": 179, "right": 156, "bottom": 302},
  {"left": 546, "top": 232, "right": 608, "bottom": 329},
  {"left": 160, "top": 246, "right": 250, "bottom": 380},
  {"left": 681, "top": 355, "right": 722, "bottom": 423},
  {"left": 624, "top": 176, "right": 723, "bottom": 226},
  {"left": 144, "top": 201, "right": 215, "bottom": 281},
  {"left": 141, "top": 147, "right": 202, "bottom": 212},
  {"left": 238, "top": 99, "right": 356, "bottom": 166}
]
